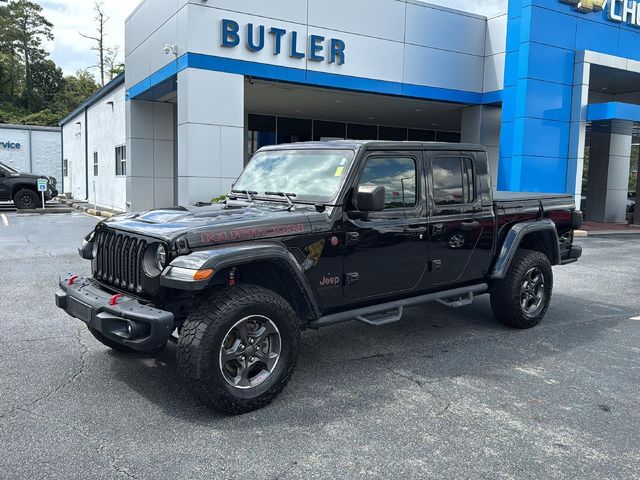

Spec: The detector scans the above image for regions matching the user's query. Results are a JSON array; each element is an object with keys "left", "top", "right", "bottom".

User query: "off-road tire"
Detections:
[
  {"left": 177, "top": 284, "right": 300, "bottom": 415},
  {"left": 490, "top": 249, "right": 553, "bottom": 329},
  {"left": 87, "top": 326, "right": 137, "bottom": 353},
  {"left": 13, "top": 188, "right": 40, "bottom": 209}
]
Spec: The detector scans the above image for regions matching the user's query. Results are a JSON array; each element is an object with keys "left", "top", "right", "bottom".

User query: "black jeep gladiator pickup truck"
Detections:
[
  {"left": 0, "top": 161, "right": 58, "bottom": 209},
  {"left": 56, "top": 141, "right": 582, "bottom": 414}
]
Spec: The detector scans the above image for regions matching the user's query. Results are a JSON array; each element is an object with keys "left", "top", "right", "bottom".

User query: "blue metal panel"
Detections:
[
  {"left": 587, "top": 103, "right": 640, "bottom": 123},
  {"left": 518, "top": 117, "right": 570, "bottom": 158},
  {"left": 127, "top": 53, "right": 501, "bottom": 106},
  {"left": 504, "top": 52, "right": 519, "bottom": 87},
  {"left": 500, "top": 0, "right": 640, "bottom": 195},
  {"left": 520, "top": 79, "right": 573, "bottom": 121},
  {"left": 526, "top": 6, "right": 577, "bottom": 50},
  {"left": 575, "top": 19, "right": 620, "bottom": 56},
  {"left": 618, "top": 29, "right": 640, "bottom": 62},
  {"left": 518, "top": 154, "right": 567, "bottom": 192},
  {"left": 525, "top": 43, "right": 574, "bottom": 85}
]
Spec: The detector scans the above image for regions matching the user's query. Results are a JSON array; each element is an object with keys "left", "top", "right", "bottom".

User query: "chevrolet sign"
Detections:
[{"left": 562, "top": 0, "right": 640, "bottom": 26}]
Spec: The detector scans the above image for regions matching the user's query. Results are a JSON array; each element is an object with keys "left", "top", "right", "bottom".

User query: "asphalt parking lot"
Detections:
[{"left": 1, "top": 212, "right": 639, "bottom": 480}]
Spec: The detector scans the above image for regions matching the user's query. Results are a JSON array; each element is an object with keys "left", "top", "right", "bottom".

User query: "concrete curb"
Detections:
[
  {"left": 16, "top": 207, "right": 75, "bottom": 215},
  {"left": 57, "top": 197, "right": 123, "bottom": 219}
]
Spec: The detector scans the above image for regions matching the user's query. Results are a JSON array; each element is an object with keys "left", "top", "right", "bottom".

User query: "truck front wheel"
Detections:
[
  {"left": 13, "top": 189, "right": 40, "bottom": 209},
  {"left": 490, "top": 249, "right": 553, "bottom": 329},
  {"left": 177, "top": 285, "right": 300, "bottom": 414}
]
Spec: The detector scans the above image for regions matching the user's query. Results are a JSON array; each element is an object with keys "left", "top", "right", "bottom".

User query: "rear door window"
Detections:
[{"left": 431, "top": 157, "right": 475, "bottom": 206}]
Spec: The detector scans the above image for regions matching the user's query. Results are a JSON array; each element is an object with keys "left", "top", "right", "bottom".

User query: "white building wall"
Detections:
[
  {"left": 62, "top": 112, "right": 86, "bottom": 199},
  {"left": 62, "top": 82, "right": 127, "bottom": 210},
  {"left": 484, "top": 13, "right": 508, "bottom": 93},
  {"left": 0, "top": 126, "right": 61, "bottom": 179},
  {"left": 86, "top": 84, "right": 127, "bottom": 211},
  {"left": 125, "top": 0, "right": 506, "bottom": 94}
]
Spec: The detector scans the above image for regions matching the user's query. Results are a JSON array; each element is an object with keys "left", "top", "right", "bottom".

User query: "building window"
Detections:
[
  {"left": 378, "top": 126, "right": 408, "bottom": 141},
  {"left": 115, "top": 145, "right": 126, "bottom": 176},
  {"left": 247, "top": 114, "right": 276, "bottom": 158},
  {"left": 436, "top": 131, "right": 461, "bottom": 143},
  {"left": 277, "top": 117, "right": 312, "bottom": 145},
  {"left": 93, "top": 152, "right": 98, "bottom": 176},
  {"left": 63, "top": 159, "right": 68, "bottom": 177},
  {"left": 431, "top": 157, "right": 475, "bottom": 206},
  {"left": 408, "top": 129, "right": 436, "bottom": 141},
  {"left": 358, "top": 156, "right": 417, "bottom": 209},
  {"left": 313, "top": 120, "right": 346, "bottom": 141},
  {"left": 347, "top": 123, "right": 377, "bottom": 140}
]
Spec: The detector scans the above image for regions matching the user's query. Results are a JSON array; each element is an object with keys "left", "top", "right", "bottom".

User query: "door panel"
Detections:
[
  {"left": 427, "top": 153, "right": 494, "bottom": 285},
  {"left": 343, "top": 152, "right": 428, "bottom": 299}
]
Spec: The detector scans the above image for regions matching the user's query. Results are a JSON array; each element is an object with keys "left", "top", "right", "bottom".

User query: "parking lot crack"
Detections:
[{"left": 390, "top": 368, "right": 452, "bottom": 417}]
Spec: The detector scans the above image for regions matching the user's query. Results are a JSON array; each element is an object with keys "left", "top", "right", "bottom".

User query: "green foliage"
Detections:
[{"left": 0, "top": 1, "right": 100, "bottom": 126}]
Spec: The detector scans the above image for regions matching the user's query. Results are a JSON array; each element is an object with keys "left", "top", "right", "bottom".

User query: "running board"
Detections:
[
  {"left": 310, "top": 283, "right": 488, "bottom": 329},
  {"left": 437, "top": 291, "right": 474, "bottom": 308},
  {"left": 356, "top": 306, "right": 404, "bottom": 326}
]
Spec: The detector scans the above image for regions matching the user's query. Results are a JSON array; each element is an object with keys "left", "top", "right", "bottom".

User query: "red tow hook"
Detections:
[
  {"left": 109, "top": 294, "right": 123, "bottom": 306},
  {"left": 68, "top": 275, "right": 79, "bottom": 286}
]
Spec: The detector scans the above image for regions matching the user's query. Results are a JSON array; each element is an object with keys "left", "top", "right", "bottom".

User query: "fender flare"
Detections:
[
  {"left": 160, "top": 241, "right": 321, "bottom": 318},
  {"left": 490, "top": 219, "right": 560, "bottom": 280}
]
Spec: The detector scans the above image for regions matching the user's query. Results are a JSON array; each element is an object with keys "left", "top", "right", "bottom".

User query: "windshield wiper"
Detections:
[
  {"left": 230, "top": 189, "right": 257, "bottom": 202},
  {"left": 265, "top": 191, "right": 297, "bottom": 211}
]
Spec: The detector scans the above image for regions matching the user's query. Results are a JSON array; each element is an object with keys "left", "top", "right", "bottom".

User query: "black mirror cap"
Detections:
[{"left": 357, "top": 185, "right": 385, "bottom": 212}]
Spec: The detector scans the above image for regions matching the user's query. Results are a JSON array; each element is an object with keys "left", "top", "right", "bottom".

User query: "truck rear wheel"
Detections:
[
  {"left": 490, "top": 249, "right": 553, "bottom": 329},
  {"left": 177, "top": 284, "right": 300, "bottom": 415},
  {"left": 14, "top": 188, "right": 40, "bottom": 209}
]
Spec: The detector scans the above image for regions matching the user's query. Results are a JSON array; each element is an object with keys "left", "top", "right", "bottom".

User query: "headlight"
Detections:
[
  {"left": 143, "top": 243, "right": 169, "bottom": 277},
  {"left": 79, "top": 231, "right": 96, "bottom": 259},
  {"left": 155, "top": 244, "right": 167, "bottom": 271}
]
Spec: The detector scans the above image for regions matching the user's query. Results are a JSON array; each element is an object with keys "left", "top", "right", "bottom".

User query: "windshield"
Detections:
[
  {"left": 233, "top": 149, "right": 355, "bottom": 203},
  {"left": 0, "top": 162, "right": 18, "bottom": 173}
]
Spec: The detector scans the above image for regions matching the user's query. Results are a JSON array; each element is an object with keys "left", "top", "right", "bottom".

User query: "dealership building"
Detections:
[
  {"left": 60, "top": 0, "right": 640, "bottom": 222},
  {"left": 0, "top": 124, "right": 61, "bottom": 179}
]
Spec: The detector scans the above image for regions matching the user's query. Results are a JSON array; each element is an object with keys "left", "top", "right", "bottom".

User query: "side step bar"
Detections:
[{"left": 310, "top": 283, "right": 488, "bottom": 329}]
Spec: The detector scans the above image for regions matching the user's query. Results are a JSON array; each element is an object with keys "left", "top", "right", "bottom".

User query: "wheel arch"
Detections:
[
  {"left": 490, "top": 219, "right": 560, "bottom": 280},
  {"left": 12, "top": 183, "right": 38, "bottom": 198},
  {"left": 161, "top": 242, "right": 321, "bottom": 323}
]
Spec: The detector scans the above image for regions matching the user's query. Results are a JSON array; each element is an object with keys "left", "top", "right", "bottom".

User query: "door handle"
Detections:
[
  {"left": 404, "top": 226, "right": 428, "bottom": 234},
  {"left": 460, "top": 221, "right": 480, "bottom": 229}
]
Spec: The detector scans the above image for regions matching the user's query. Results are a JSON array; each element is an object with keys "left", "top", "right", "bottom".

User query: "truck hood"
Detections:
[{"left": 101, "top": 201, "right": 318, "bottom": 247}]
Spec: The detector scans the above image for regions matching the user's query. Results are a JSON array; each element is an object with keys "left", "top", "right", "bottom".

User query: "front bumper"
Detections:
[{"left": 55, "top": 273, "right": 174, "bottom": 352}]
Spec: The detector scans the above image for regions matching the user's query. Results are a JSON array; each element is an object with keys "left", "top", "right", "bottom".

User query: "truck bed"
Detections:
[{"left": 493, "top": 191, "right": 575, "bottom": 215}]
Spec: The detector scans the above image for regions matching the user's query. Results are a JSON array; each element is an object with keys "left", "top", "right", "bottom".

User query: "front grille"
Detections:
[{"left": 93, "top": 229, "right": 148, "bottom": 294}]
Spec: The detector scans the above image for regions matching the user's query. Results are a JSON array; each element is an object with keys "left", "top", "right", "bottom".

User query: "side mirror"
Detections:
[{"left": 356, "top": 185, "right": 385, "bottom": 212}]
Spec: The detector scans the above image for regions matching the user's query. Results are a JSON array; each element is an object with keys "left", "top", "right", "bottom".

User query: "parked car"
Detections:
[
  {"left": 55, "top": 141, "right": 583, "bottom": 414},
  {"left": 0, "top": 161, "right": 58, "bottom": 209}
]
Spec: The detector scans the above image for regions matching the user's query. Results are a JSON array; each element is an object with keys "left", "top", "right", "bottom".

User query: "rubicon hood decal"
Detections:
[{"left": 194, "top": 223, "right": 307, "bottom": 246}]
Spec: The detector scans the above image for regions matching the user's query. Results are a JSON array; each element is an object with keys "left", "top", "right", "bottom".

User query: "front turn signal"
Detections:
[{"left": 193, "top": 268, "right": 214, "bottom": 281}]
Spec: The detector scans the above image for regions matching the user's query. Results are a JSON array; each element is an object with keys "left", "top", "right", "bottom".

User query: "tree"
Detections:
[
  {"left": 105, "top": 44, "right": 124, "bottom": 81},
  {"left": 4, "top": 0, "right": 54, "bottom": 111},
  {"left": 81, "top": 1, "right": 121, "bottom": 86},
  {"left": 29, "top": 58, "right": 63, "bottom": 111},
  {"left": 55, "top": 70, "right": 99, "bottom": 111}
]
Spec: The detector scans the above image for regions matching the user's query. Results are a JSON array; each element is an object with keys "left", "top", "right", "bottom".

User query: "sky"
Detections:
[{"left": 39, "top": 0, "right": 509, "bottom": 77}]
